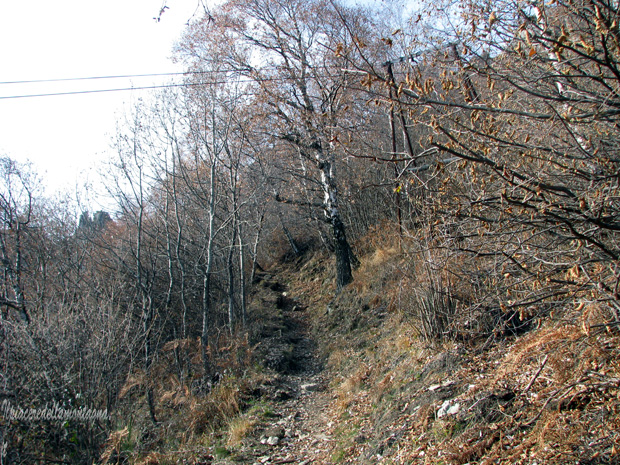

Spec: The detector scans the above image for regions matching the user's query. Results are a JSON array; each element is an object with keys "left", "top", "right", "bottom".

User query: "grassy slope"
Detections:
[
  {"left": 287, "top": 242, "right": 620, "bottom": 464},
  {"left": 102, "top": 232, "right": 620, "bottom": 464}
]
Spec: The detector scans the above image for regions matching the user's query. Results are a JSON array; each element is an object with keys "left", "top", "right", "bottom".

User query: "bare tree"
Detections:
[
  {"left": 357, "top": 0, "right": 620, "bottom": 334},
  {"left": 109, "top": 104, "right": 160, "bottom": 423},
  {"left": 0, "top": 158, "right": 39, "bottom": 324},
  {"left": 175, "top": 0, "right": 380, "bottom": 290}
]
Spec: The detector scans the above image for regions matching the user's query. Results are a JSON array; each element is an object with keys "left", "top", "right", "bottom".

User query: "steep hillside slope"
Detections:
[
  {"left": 105, "top": 239, "right": 620, "bottom": 464},
  {"left": 286, "top": 248, "right": 620, "bottom": 464},
  {"left": 242, "top": 249, "right": 619, "bottom": 464}
]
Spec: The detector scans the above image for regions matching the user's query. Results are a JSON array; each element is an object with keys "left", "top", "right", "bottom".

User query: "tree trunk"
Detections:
[
  {"left": 131, "top": 143, "right": 158, "bottom": 425},
  {"left": 201, "top": 160, "right": 217, "bottom": 385},
  {"left": 331, "top": 215, "right": 353, "bottom": 290},
  {"left": 250, "top": 211, "right": 264, "bottom": 284},
  {"left": 227, "top": 217, "right": 237, "bottom": 334},
  {"left": 237, "top": 218, "right": 247, "bottom": 328},
  {"left": 279, "top": 212, "right": 301, "bottom": 257},
  {"left": 172, "top": 150, "right": 190, "bottom": 379},
  {"left": 318, "top": 154, "right": 353, "bottom": 290},
  {"left": 201, "top": 261, "right": 212, "bottom": 382}
]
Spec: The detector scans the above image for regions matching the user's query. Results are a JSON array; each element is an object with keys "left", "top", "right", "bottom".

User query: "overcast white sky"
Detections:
[{"left": 0, "top": 0, "right": 203, "bottom": 206}]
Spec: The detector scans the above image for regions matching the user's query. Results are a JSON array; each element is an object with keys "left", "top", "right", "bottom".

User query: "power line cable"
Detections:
[
  {"left": 0, "top": 69, "right": 356, "bottom": 100},
  {"left": 0, "top": 82, "right": 205, "bottom": 100},
  {"left": 0, "top": 72, "right": 194, "bottom": 86},
  {"left": 0, "top": 67, "right": 291, "bottom": 86}
]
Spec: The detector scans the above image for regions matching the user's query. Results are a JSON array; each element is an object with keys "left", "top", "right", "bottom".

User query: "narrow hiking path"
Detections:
[{"left": 220, "top": 272, "right": 337, "bottom": 465}]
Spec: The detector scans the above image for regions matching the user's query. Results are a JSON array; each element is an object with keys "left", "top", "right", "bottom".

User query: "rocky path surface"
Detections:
[
  {"left": 225, "top": 274, "right": 336, "bottom": 465},
  {"left": 247, "top": 370, "right": 333, "bottom": 465}
]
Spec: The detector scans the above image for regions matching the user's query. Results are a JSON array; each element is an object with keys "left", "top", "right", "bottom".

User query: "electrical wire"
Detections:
[
  {"left": 0, "top": 82, "right": 205, "bottom": 100},
  {"left": 0, "top": 70, "right": 346, "bottom": 100},
  {"left": 0, "top": 66, "right": 292, "bottom": 86},
  {"left": 0, "top": 72, "right": 194, "bottom": 86}
]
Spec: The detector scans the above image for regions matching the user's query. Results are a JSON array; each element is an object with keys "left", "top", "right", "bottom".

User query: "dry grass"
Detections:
[
  {"left": 367, "top": 246, "right": 400, "bottom": 268},
  {"left": 134, "top": 452, "right": 165, "bottom": 465},
  {"left": 119, "top": 370, "right": 146, "bottom": 399},
  {"left": 110, "top": 335, "right": 262, "bottom": 462},
  {"left": 327, "top": 348, "right": 349, "bottom": 371},
  {"left": 100, "top": 427, "right": 130, "bottom": 465},
  {"left": 333, "top": 363, "right": 372, "bottom": 413},
  {"left": 226, "top": 416, "right": 256, "bottom": 447},
  {"left": 106, "top": 224, "right": 620, "bottom": 464},
  {"left": 288, "top": 230, "right": 620, "bottom": 464},
  {"left": 412, "top": 315, "right": 620, "bottom": 464}
]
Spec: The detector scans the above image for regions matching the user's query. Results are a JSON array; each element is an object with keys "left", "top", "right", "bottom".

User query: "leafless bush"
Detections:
[
  {"left": 0, "top": 296, "right": 138, "bottom": 464},
  {"left": 413, "top": 280, "right": 457, "bottom": 343}
]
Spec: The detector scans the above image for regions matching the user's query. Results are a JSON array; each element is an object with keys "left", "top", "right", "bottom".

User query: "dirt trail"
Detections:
[{"left": 228, "top": 274, "right": 336, "bottom": 464}]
